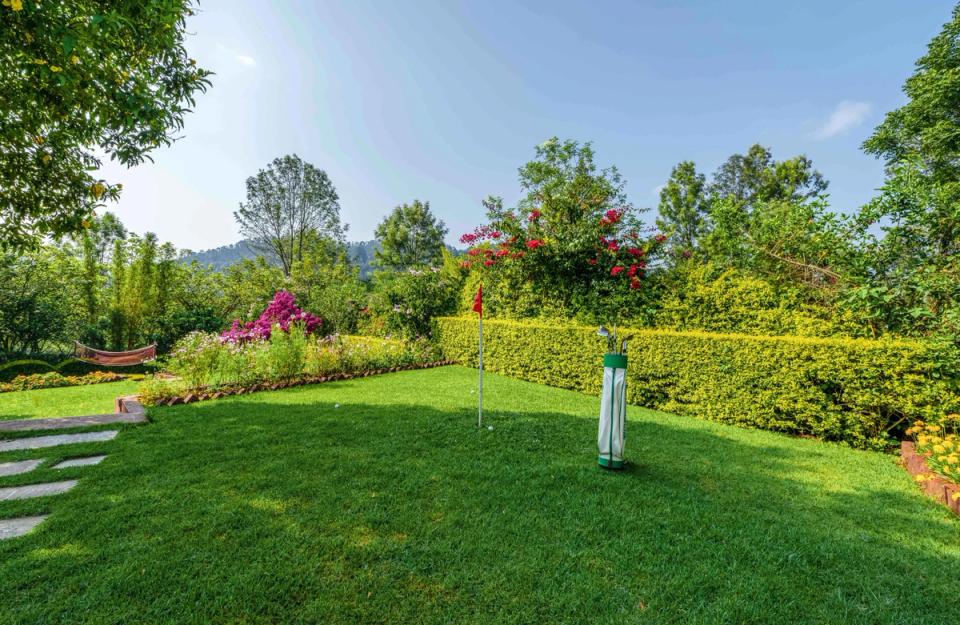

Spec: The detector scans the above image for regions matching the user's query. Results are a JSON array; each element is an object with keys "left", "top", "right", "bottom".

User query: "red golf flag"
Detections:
[{"left": 473, "top": 284, "right": 483, "bottom": 316}]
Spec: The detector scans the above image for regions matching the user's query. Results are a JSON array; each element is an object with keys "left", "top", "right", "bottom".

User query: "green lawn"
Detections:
[
  {"left": 1, "top": 366, "right": 958, "bottom": 624},
  {"left": 0, "top": 380, "right": 140, "bottom": 420}
]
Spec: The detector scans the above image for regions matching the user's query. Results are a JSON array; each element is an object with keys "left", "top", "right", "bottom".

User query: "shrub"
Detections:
[
  {"left": 166, "top": 332, "right": 227, "bottom": 389},
  {"left": 221, "top": 290, "right": 322, "bottom": 343},
  {"left": 434, "top": 317, "right": 960, "bottom": 449},
  {"left": 255, "top": 323, "right": 309, "bottom": 381},
  {"left": 0, "top": 370, "right": 126, "bottom": 393}
]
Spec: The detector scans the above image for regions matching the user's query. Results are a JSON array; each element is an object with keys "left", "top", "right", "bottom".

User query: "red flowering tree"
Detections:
[{"left": 459, "top": 138, "right": 666, "bottom": 321}]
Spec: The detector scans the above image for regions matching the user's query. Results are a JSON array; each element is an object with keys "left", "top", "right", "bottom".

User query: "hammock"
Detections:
[{"left": 74, "top": 342, "right": 157, "bottom": 367}]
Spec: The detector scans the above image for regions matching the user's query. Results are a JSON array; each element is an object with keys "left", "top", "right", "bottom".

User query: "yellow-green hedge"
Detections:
[{"left": 434, "top": 317, "right": 960, "bottom": 449}]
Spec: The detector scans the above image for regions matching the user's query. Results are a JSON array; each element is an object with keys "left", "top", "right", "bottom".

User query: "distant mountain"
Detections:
[{"left": 182, "top": 239, "right": 382, "bottom": 277}]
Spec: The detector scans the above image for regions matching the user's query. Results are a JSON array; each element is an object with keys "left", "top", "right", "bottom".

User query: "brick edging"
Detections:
[
  {"left": 147, "top": 360, "right": 457, "bottom": 407},
  {"left": 901, "top": 440, "right": 960, "bottom": 516}
]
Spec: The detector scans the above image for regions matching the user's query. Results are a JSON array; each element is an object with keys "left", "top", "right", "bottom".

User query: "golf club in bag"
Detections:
[{"left": 597, "top": 326, "right": 629, "bottom": 470}]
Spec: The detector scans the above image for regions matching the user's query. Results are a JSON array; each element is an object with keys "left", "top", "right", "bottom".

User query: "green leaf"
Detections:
[{"left": 62, "top": 34, "right": 76, "bottom": 55}]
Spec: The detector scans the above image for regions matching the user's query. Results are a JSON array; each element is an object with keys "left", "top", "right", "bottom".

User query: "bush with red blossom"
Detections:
[{"left": 221, "top": 291, "right": 322, "bottom": 343}]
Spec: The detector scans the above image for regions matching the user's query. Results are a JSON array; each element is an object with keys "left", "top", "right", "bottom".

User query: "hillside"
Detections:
[{"left": 182, "top": 240, "right": 381, "bottom": 277}]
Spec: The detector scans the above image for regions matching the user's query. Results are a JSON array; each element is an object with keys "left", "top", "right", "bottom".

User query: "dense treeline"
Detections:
[{"left": 4, "top": 5, "right": 960, "bottom": 363}]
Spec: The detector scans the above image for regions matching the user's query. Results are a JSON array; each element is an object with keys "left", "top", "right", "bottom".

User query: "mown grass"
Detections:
[
  {"left": 0, "top": 366, "right": 958, "bottom": 624},
  {"left": 0, "top": 380, "right": 140, "bottom": 420}
]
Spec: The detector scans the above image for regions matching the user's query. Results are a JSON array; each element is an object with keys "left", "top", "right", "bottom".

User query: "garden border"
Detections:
[
  {"left": 145, "top": 360, "right": 457, "bottom": 407},
  {"left": 901, "top": 441, "right": 960, "bottom": 516}
]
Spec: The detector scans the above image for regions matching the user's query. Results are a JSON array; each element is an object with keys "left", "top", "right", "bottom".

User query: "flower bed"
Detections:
[
  {"left": 138, "top": 360, "right": 455, "bottom": 406},
  {"left": 139, "top": 330, "right": 441, "bottom": 406},
  {"left": 0, "top": 370, "right": 127, "bottom": 393},
  {"left": 901, "top": 441, "right": 960, "bottom": 516},
  {"left": 902, "top": 418, "right": 960, "bottom": 515}
]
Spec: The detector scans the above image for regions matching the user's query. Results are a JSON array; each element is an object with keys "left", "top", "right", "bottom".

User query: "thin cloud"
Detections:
[
  {"left": 814, "top": 101, "right": 872, "bottom": 140},
  {"left": 235, "top": 54, "right": 257, "bottom": 67}
]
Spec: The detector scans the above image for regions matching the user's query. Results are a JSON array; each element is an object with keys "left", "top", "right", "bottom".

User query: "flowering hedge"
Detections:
[
  {"left": 434, "top": 316, "right": 960, "bottom": 449},
  {"left": 0, "top": 371, "right": 126, "bottom": 393}
]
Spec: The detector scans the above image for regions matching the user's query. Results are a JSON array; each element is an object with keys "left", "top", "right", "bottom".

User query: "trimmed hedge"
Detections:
[{"left": 434, "top": 317, "right": 960, "bottom": 449}]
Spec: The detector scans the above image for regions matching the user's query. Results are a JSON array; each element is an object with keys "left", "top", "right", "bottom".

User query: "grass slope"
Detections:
[
  {"left": 0, "top": 366, "right": 958, "bottom": 624},
  {"left": 0, "top": 380, "right": 140, "bottom": 420}
]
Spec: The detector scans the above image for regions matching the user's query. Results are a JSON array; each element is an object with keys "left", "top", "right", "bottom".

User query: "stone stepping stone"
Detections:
[
  {"left": 0, "top": 459, "right": 43, "bottom": 477},
  {"left": 52, "top": 455, "right": 106, "bottom": 470},
  {"left": 0, "top": 515, "right": 48, "bottom": 540},
  {"left": 0, "top": 412, "right": 145, "bottom": 433},
  {"left": 0, "top": 480, "right": 78, "bottom": 501},
  {"left": 0, "top": 430, "right": 118, "bottom": 453}
]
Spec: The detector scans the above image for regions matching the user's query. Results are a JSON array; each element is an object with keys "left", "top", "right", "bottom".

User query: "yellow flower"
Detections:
[
  {"left": 933, "top": 444, "right": 946, "bottom": 454},
  {"left": 90, "top": 182, "right": 106, "bottom": 199},
  {"left": 948, "top": 456, "right": 959, "bottom": 465},
  {"left": 70, "top": 55, "right": 80, "bottom": 65},
  {"left": 10, "top": 0, "right": 24, "bottom": 12},
  {"left": 41, "top": 154, "right": 50, "bottom": 164},
  {"left": 49, "top": 66, "right": 62, "bottom": 73}
]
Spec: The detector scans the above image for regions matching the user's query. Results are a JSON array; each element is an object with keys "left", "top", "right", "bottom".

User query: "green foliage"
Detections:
[
  {"left": 0, "top": 246, "right": 85, "bottom": 354},
  {"left": 374, "top": 199, "right": 447, "bottom": 270},
  {"left": 863, "top": 4, "right": 960, "bottom": 184},
  {"left": 709, "top": 144, "right": 828, "bottom": 209},
  {"left": 435, "top": 317, "right": 960, "bottom": 448},
  {"left": 653, "top": 263, "right": 837, "bottom": 336},
  {"left": 0, "top": 0, "right": 210, "bottom": 247},
  {"left": 255, "top": 323, "right": 309, "bottom": 381},
  {"left": 851, "top": 6, "right": 960, "bottom": 341},
  {"left": 289, "top": 237, "right": 366, "bottom": 335},
  {"left": 656, "top": 160, "right": 709, "bottom": 258},
  {"left": 361, "top": 268, "right": 462, "bottom": 340}
]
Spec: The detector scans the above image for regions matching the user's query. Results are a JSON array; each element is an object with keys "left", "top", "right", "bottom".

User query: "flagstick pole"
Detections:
[{"left": 478, "top": 311, "right": 484, "bottom": 428}]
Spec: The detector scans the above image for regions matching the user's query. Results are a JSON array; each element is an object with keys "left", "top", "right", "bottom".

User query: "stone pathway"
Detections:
[
  {"left": 0, "top": 412, "right": 146, "bottom": 433},
  {"left": 0, "top": 396, "right": 145, "bottom": 540},
  {"left": 0, "top": 430, "right": 118, "bottom": 453},
  {"left": 0, "top": 459, "right": 44, "bottom": 477},
  {"left": 52, "top": 455, "right": 107, "bottom": 470},
  {"left": 0, "top": 515, "right": 48, "bottom": 540},
  {"left": 0, "top": 479, "right": 77, "bottom": 501}
]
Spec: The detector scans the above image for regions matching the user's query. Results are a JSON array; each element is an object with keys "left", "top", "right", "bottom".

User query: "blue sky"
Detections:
[{"left": 99, "top": 0, "right": 956, "bottom": 251}]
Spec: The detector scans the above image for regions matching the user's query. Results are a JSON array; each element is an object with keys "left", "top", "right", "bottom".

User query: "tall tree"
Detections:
[
  {"left": 374, "top": 199, "right": 448, "bottom": 270},
  {"left": 0, "top": 1, "right": 210, "bottom": 248},
  {"left": 709, "top": 144, "right": 828, "bottom": 209},
  {"left": 656, "top": 161, "right": 709, "bottom": 258},
  {"left": 234, "top": 154, "right": 344, "bottom": 276},
  {"left": 849, "top": 5, "right": 960, "bottom": 337},
  {"left": 704, "top": 145, "right": 832, "bottom": 273},
  {"left": 863, "top": 4, "right": 960, "bottom": 186}
]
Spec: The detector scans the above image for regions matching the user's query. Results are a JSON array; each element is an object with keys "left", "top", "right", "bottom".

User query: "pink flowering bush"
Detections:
[{"left": 221, "top": 291, "right": 322, "bottom": 343}]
